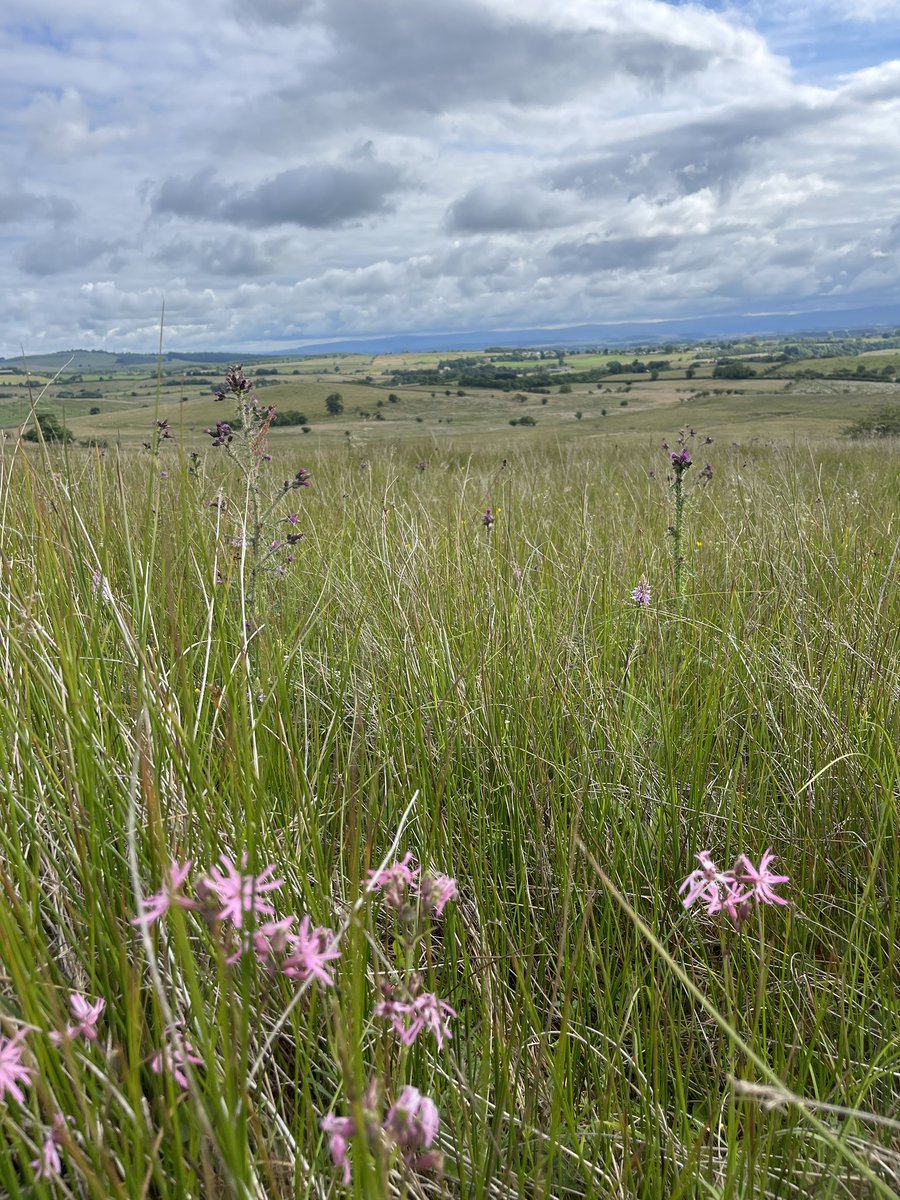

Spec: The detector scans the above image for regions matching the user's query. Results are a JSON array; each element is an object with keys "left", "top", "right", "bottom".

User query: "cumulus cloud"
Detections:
[{"left": 151, "top": 151, "right": 408, "bottom": 229}]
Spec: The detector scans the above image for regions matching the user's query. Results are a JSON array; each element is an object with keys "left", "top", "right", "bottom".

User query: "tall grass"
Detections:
[{"left": 0, "top": 432, "right": 898, "bottom": 1198}]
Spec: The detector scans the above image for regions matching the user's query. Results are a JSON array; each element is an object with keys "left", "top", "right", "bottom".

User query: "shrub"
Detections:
[
  {"left": 271, "top": 410, "right": 309, "bottom": 427},
  {"left": 23, "top": 412, "right": 73, "bottom": 444},
  {"left": 844, "top": 405, "right": 900, "bottom": 438},
  {"left": 325, "top": 393, "right": 344, "bottom": 415}
]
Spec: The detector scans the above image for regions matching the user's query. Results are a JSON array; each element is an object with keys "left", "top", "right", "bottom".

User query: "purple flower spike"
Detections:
[{"left": 631, "top": 579, "right": 651, "bottom": 607}]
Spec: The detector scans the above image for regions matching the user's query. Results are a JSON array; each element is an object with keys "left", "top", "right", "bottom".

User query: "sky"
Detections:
[{"left": 1, "top": 0, "right": 900, "bottom": 356}]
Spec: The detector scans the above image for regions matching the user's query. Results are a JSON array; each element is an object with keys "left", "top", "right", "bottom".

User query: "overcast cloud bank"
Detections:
[{"left": 1, "top": 0, "right": 899, "bottom": 355}]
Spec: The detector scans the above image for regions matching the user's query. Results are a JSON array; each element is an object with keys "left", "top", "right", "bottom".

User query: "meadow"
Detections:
[{"left": 0, "top": 366, "right": 899, "bottom": 1199}]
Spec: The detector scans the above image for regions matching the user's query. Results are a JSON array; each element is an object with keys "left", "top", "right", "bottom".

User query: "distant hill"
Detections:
[
  {"left": 0, "top": 349, "right": 237, "bottom": 373},
  {"left": 279, "top": 305, "right": 900, "bottom": 355},
  {"left": 4, "top": 304, "right": 898, "bottom": 365}
]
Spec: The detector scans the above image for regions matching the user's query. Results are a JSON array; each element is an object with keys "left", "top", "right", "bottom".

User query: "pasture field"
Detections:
[
  {"left": 3, "top": 348, "right": 900, "bottom": 449},
  {"left": 0, "top": 409, "right": 898, "bottom": 1200}
]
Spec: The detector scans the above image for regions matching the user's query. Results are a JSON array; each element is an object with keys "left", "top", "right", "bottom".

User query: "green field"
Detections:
[
  {"left": 3, "top": 346, "right": 900, "bottom": 450},
  {"left": 0, "top": 382, "right": 898, "bottom": 1198}
]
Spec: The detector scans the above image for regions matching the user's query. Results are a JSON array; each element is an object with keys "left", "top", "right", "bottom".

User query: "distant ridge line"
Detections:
[{"left": 3, "top": 304, "right": 898, "bottom": 366}]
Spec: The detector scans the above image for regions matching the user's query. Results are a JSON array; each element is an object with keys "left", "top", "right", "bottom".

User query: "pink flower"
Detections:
[
  {"left": 418, "top": 873, "right": 457, "bottom": 917},
  {"left": 132, "top": 859, "right": 196, "bottom": 926},
  {"left": 376, "top": 992, "right": 456, "bottom": 1050},
  {"left": 367, "top": 852, "right": 419, "bottom": 908},
  {"left": 736, "top": 849, "right": 790, "bottom": 906},
  {"left": 0, "top": 1030, "right": 32, "bottom": 1103},
  {"left": 150, "top": 1026, "right": 203, "bottom": 1090},
  {"left": 32, "top": 1135, "right": 62, "bottom": 1180},
  {"left": 707, "top": 877, "right": 752, "bottom": 927},
  {"left": 50, "top": 993, "right": 105, "bottom": 1045},
  {"left": 320, "top": 1113, "right": 356, "bottom": 1184},
  {"left": 679, "top": 851, "right": 752, "bottom": 915},
  {"left": 281, "top": 916, "right": 341, "bottom": 987},
  {"left": 252, "top": 916, "right": 297, "bottom": 964},
  {"left": 31, "top": 1115, "right": 68, "bottom": 1180},
  {"left": 204, "top": 855, "right": 283, "bottom": 929},
  {"left": 68, "top": 994, "right": 105, "bottom": 1042},
  {"left": 386, "top": 1086, "right": 441, "bottom": 1170}
]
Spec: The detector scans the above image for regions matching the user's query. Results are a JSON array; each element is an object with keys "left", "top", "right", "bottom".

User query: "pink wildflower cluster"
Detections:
[
  {"left": 375, "top": 987, "right": 456, "bottom": 1050},
  {"left": 367, "top": 853, "right": 457, "bottom": 917},
  {"left": 680, "top": 848, "right": 789, "bottom": 925},
  {"left": 2, "top": 993, "right": 106, "bottom": 1117},
  {"left": 321, "top": 1084, "right": 442, "bottom": 1184},
  {"left": 133, "top": 854, "right": 341, "bottom": 988}
]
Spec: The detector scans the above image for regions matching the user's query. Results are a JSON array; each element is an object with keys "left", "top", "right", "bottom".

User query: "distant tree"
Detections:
[
  {"left": 89, "top": 406, "right": 101, "bottom": 415},
  {"left": 325, "top": 392, "right": 344, "bottom": 415},
  {"left": 713, "top": 361, "right": 756, "bottom": 379},
  {"left": 388, "top": 393, "right": 400, "bottom": 403},
  {"left": 686, "top": 367, "right": 696, "bottom": 379},
  {"left": 650, "top": 370, "right": 659, "bottom": 381},
  {"left": 559, "top": 382, "right": 573, "bottom": 394},
  {"left": 23, "top": 412, "right": 73, "bottom": 444},
  {"left": 575, "top": 410, "right": 583, "bottom": 420}
]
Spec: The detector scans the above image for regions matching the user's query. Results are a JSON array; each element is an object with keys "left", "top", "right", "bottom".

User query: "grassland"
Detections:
[
  {"left": 0, "top": 394, "right": 898, "bottom": 1199},
  {"left": 3, "top": 344, "right": 900, "bottom": 450}
]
